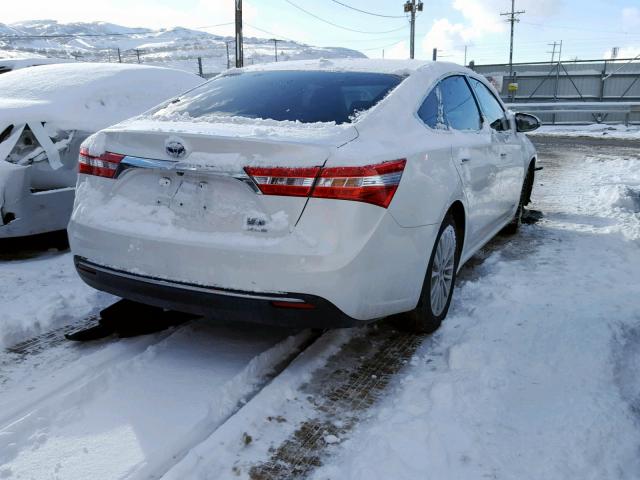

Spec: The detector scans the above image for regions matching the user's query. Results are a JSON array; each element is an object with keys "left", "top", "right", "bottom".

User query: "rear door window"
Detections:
[{"left": 439, "top": 76, "right": 482, "bottom": 131}]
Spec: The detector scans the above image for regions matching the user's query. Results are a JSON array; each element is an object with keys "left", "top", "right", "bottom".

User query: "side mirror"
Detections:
[{"left": 515, "top": 112, "right": 541, "bottom": 133}]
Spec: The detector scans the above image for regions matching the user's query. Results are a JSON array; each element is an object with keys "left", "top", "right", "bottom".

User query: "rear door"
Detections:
[
  {"left": 438, "top": 75, "right": 504, "bottom": 243},
  {"left": 468, "top": 77, "right": 524, "bottom": 216}
]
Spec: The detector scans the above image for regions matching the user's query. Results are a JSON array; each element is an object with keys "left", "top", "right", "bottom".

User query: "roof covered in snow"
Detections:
[
  {"left": 236, "top": 58, "right": 456, "bottom": 76},
  {"left": 0, "top": 62, "right": 203, "bottom": 131}
]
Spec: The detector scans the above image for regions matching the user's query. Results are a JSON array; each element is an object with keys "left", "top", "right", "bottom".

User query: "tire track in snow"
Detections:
[
  {"left": 246, "top": 326, "right": 424, "bottom": 480},
  {"left": 0, "top": 320, "right": 313, "bottom": 480},
  {"left": 0, "top": 320, "right": 187, "bottom": 433}
]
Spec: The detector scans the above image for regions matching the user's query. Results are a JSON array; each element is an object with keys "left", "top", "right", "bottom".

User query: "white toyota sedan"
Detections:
[{"left": 69, "top": 59, "right": 539, "bottom": 333}]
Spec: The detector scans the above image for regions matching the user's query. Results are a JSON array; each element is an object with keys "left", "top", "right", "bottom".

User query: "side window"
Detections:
[
  {"left": 439, "top": 76, "right": 482, "bottom": 131},
  {"left": 417, "top": 87, "right": 443, "bottom": 129},
  {"left": 469, "top": 78, "right": 507, "bottom": 130}
]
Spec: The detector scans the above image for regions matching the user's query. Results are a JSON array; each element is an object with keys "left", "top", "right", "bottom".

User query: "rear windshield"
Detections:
[{"left": 151, "top": 70, "right": 404, "bottom": 125}]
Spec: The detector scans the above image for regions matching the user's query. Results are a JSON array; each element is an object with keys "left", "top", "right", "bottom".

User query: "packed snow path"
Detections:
[{"left": 1, "top": 135, "right": 639, "bottom": 479}]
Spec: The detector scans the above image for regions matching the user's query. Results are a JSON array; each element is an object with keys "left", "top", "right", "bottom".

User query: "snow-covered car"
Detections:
[
  {"left": 0, "top": 63, "right": 203, "bottom": 238},
  {"left": 0, "top": 57, "right": 73, "bottom": 75},
  {"left": 69, "top": 59, "right": 540, "bottom": 332}
]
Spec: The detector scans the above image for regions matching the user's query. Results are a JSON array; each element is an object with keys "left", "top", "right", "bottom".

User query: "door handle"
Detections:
[
  {"left": 500, "top": 153, "right": 508, "bottom": 158},
  {"left": 460, "top": 157, "right": 471, "bottom": 163}
]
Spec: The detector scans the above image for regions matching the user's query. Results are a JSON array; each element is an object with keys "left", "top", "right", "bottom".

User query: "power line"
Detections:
[
  {"left": 284, "top": 0, "right": 408, "bottom": 34},
  {"left": 328, "top": 0, "right": 406, "bottom": 18}
]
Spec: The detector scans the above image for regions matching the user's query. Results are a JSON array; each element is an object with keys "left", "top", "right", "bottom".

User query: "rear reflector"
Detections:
[
  {"left": 271, "top": 300, "right": 316, "bottom": 310},
  {"left": 245, "top": 159, "right": 406, "bottom": 208},
  {"left": 79, "top": 148, "right": 125, "bottom": 178}
]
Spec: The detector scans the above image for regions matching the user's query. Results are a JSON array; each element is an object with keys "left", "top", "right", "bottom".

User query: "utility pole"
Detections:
[
  {"left": 432, "top": 48, "right": 437, "bottom": 61},
  {"left": 117, "top": 48, "right": 122, "bottom": 63},
  {"left": 225, "top": 41, "right": 231, "bottom": 69},
  {"left": 198, "top": 57, "right": 203, "bottom": 77},
  {"left": 404, "top": 0, "right": 423, "bottom": 59},
  {"left": 134, "top": 49, "right": 142, "bottom": 64},
  {"left": 464, "top": 45, "right": 468, "bottom": 66},
  {"left": 272, "top": 38, "right": 279, "bottom": 62},
  {"left": 500, "top": 0, "right": 525, "bottom": 80},
  {"left": 235, "top": 0, "right": 244, "bottom": 67}
]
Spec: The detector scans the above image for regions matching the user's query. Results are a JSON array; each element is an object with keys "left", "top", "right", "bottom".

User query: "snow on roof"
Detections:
[
  {"left": 0, "top": 63, "right": 203, "bottom": 131},
  {"left": 236, "top": 58, "right": 442, "bottom": 76}
]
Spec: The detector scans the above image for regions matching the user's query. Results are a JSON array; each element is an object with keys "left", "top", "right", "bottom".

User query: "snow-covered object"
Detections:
[
  {"left": 0, "top": 63, "right": 203, "bottom": 238},
  {"left": 0, "top": 63, "right": 203, "bottom": 132},
  {"left": 0, "top": 57, "right": 72, "bottom": 73}
]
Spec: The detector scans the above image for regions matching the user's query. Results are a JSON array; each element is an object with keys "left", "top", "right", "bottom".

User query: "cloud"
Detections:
[
  {"left": 421, "top": 0, "right": 562, "bottom": 61},
  {"left": 1, "top": 0, "right": 256, "bottom": 33},
  {"left": 622, "top": 7, "right": 640, "bottom": 30},
  {"left": 385, "top": 41, "right": 410, "bottom": 60}
]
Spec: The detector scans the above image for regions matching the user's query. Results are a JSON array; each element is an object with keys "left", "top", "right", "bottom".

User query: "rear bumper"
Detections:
[{"left": 74, "top": 256, "right": 365, "bottom": 327}]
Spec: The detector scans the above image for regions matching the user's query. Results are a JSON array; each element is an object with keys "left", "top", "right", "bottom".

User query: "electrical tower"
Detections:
[
  {"left": 235, "top": 0, "right": 244, "bottom": 68},
  {"left": 548, "top": 41, "right": 560, "bottom": 63},
  {"left": 500, "top": 0, "right": 525, "bottom": 79},
  {"left": 403, "top": 0, "right": 423, "bottom": 59}
]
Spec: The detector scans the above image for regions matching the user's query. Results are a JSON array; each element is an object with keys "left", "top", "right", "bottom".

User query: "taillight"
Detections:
[
  {"left": 244, "top": 166, "right": 320, "bottom": 197},
  {"left": 79, "top": 148, "right": 125, "bottom": 178},
  {"left": 313, "top": 159, "right": 406, "bottom": 208},
  {"left": 244, "top": 159, "right": 406, "bottom": 208}
]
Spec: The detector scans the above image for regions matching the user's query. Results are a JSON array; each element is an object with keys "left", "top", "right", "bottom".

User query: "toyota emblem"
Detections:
[{"left": 166, "top": 140, "right": 186, "bottom": 159}]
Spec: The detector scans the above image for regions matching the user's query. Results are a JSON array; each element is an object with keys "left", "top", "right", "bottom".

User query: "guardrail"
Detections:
[{"left": 506, "top": 102, "right": 640, "bottom": 126}]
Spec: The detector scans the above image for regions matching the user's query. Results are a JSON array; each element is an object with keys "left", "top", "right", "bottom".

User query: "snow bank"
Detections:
[
  {"left": 530, "top": 123, "right": 640, "bottom": 140},
  {"left": 0, "top": 63, "right": 203, "bottom": 132},
  {"left": 0, "top": 252, "right": 111, "bottom": 348}
]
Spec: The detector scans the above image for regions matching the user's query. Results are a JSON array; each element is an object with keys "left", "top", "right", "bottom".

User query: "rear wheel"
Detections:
[{"left": 395, "top": 214, "right": 459, "bottom": 334}]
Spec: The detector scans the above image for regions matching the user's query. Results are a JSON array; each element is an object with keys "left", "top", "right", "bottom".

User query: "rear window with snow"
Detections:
[{"left": 151, "top": 70, "right": 404, "bottom": 125}]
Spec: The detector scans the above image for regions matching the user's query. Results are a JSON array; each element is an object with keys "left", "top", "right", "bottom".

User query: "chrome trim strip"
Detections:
[
  {"left": 80, "top": 261, "right": 305, "bottom": 303},
  {"left": 117, "top": 156, "right": 261, "bottom": 193}
]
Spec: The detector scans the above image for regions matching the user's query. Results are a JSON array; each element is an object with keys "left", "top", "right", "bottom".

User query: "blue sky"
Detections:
[{"left": 4, "top": 0, "right": 640, "bottom": 65}]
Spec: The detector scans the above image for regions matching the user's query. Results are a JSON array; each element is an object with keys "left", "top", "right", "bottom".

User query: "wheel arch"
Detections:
[{"left": 446, "top": 200, "right": 466, "bottom": 258}]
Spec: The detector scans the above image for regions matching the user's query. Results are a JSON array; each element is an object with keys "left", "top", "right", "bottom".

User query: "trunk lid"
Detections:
[{"left": 94, "top": 119, "right": 357, "bottom": 240}]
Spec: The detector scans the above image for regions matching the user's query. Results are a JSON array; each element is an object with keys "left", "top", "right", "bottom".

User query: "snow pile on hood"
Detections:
[{"left": 0, "top": 63, "right": 203, "bottom": 132}]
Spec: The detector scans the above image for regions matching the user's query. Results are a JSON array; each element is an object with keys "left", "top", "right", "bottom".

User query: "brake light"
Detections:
[
  {"left": 79, "top": 148, "right": 125, "bottom": 178},
  {"left": 244, "top": 159, "right": 406, "bottom": 208}
]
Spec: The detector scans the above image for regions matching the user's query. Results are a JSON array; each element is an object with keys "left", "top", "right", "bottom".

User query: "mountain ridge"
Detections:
[{"left": 0, "top": 20, "right": 367, "bottom": 75}]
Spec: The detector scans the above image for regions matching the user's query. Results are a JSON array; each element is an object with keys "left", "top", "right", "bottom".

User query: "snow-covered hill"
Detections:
[{"left": 0, "top": 20, "right": 367, "bottom": 75}]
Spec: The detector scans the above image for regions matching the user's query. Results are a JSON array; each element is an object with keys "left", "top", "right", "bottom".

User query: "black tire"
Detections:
[
  {"left": 503, "top": 163, "right": 534, "bottom": 235},
  {"left": 394, "top": 214, "right": 460, "bottom": 334}
]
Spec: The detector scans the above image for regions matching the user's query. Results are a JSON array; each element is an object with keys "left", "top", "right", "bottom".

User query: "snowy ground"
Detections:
[
  {"left": 1, "top": 136, "right": 639, "bottom": 479},
  {"left": 529, "top": 123, "right": 640, "bottom": 140}
]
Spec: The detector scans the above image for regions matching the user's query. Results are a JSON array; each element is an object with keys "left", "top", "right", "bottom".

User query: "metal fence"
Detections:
[{"left": 472, "top": 58, "right": 640, "bottom": 125}]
